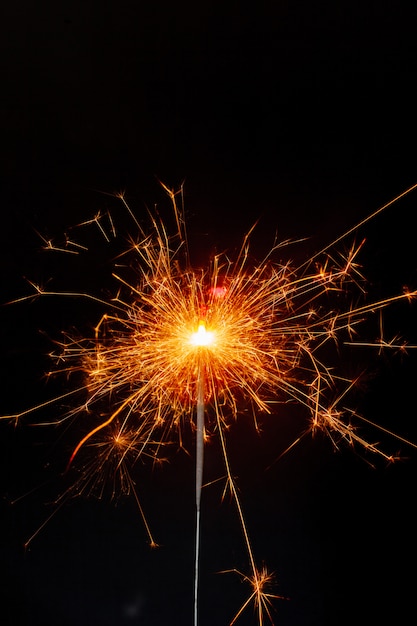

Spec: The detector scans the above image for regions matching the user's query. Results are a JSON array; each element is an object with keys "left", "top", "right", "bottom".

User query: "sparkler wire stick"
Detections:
[{"left": 194, "top": 364, "right": 205, "bottom": 626}]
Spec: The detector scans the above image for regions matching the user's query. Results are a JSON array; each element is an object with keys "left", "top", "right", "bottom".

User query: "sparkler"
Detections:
[{"left": 3, "top": 181, "right": 417, "bottom": 625}]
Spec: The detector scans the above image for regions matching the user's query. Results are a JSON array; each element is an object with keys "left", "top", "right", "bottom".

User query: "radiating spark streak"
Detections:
[
  {"left": 267, "top": 433, "right": 309, "bottom": 468},
  {"left": 349, "top": 410, "right": 417, "bottom": 451},
  {"left": 6, "top": 285, "right": 126, "bottom": 311},
  {"left": 0, "top": 387, "right": 84, "bottom": 423},
  {"left": 77, "top": 211, "right": 112, "bottom": 242},
  {"left": 337, "top": 291, "right": 417, "bottom": 320},
  {"left": 345, "top": 338, "right": 417, "bottom": 350},
  {"left": 67, "top": 394, "right": 138, "bottom": 468},
  {"left": 125, "top": 470, "right": 158, "bottom": 548},
  {"left": 216, "top": 400, "right": 282, "bottom": 625},
  {"left": 303, "top": 181, "right": 417, "bottom": 266},
  {"left": 23, "top": 496, "right": 69, "bottom": 550},
  {"left": 117, "top": 190, "right": 146, "bottom": 234},
  {"left": 35, "top": 230, "right": 90, "bottom": 255},
  {"left": 158, "top": 180, "right": 187, "bottom": 248}
]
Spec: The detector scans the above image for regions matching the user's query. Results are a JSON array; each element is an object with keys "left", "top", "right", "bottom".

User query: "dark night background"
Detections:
[{"left": 1, "top": 2, "right": 417, "bottom": 625}]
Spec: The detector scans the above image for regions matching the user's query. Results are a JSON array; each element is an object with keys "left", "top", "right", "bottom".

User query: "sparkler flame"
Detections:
[
  {"left": 3, "top": 181, "right": 417, "bottom": 625},
  {"left": 189, "top": 322, "right": 215, "bottom": 347}
]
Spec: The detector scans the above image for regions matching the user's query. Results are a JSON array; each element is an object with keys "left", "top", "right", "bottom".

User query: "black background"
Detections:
[{"left": 2, "top": 2, "right": 417, "bottom": 625}]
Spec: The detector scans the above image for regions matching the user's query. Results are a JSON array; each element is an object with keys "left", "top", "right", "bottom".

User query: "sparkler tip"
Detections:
[{"left": 189, "top": 322, "right": 215, "bottom": 347}]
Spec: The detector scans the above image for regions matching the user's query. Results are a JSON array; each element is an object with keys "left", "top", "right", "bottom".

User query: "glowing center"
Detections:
[{"left": 189, "top": 322, "right": 215, "bottom": 347}]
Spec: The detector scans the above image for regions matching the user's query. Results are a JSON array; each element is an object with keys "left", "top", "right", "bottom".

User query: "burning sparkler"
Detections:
[{"left": 3, "top": 181, "right": 417, "bottom": 625}]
